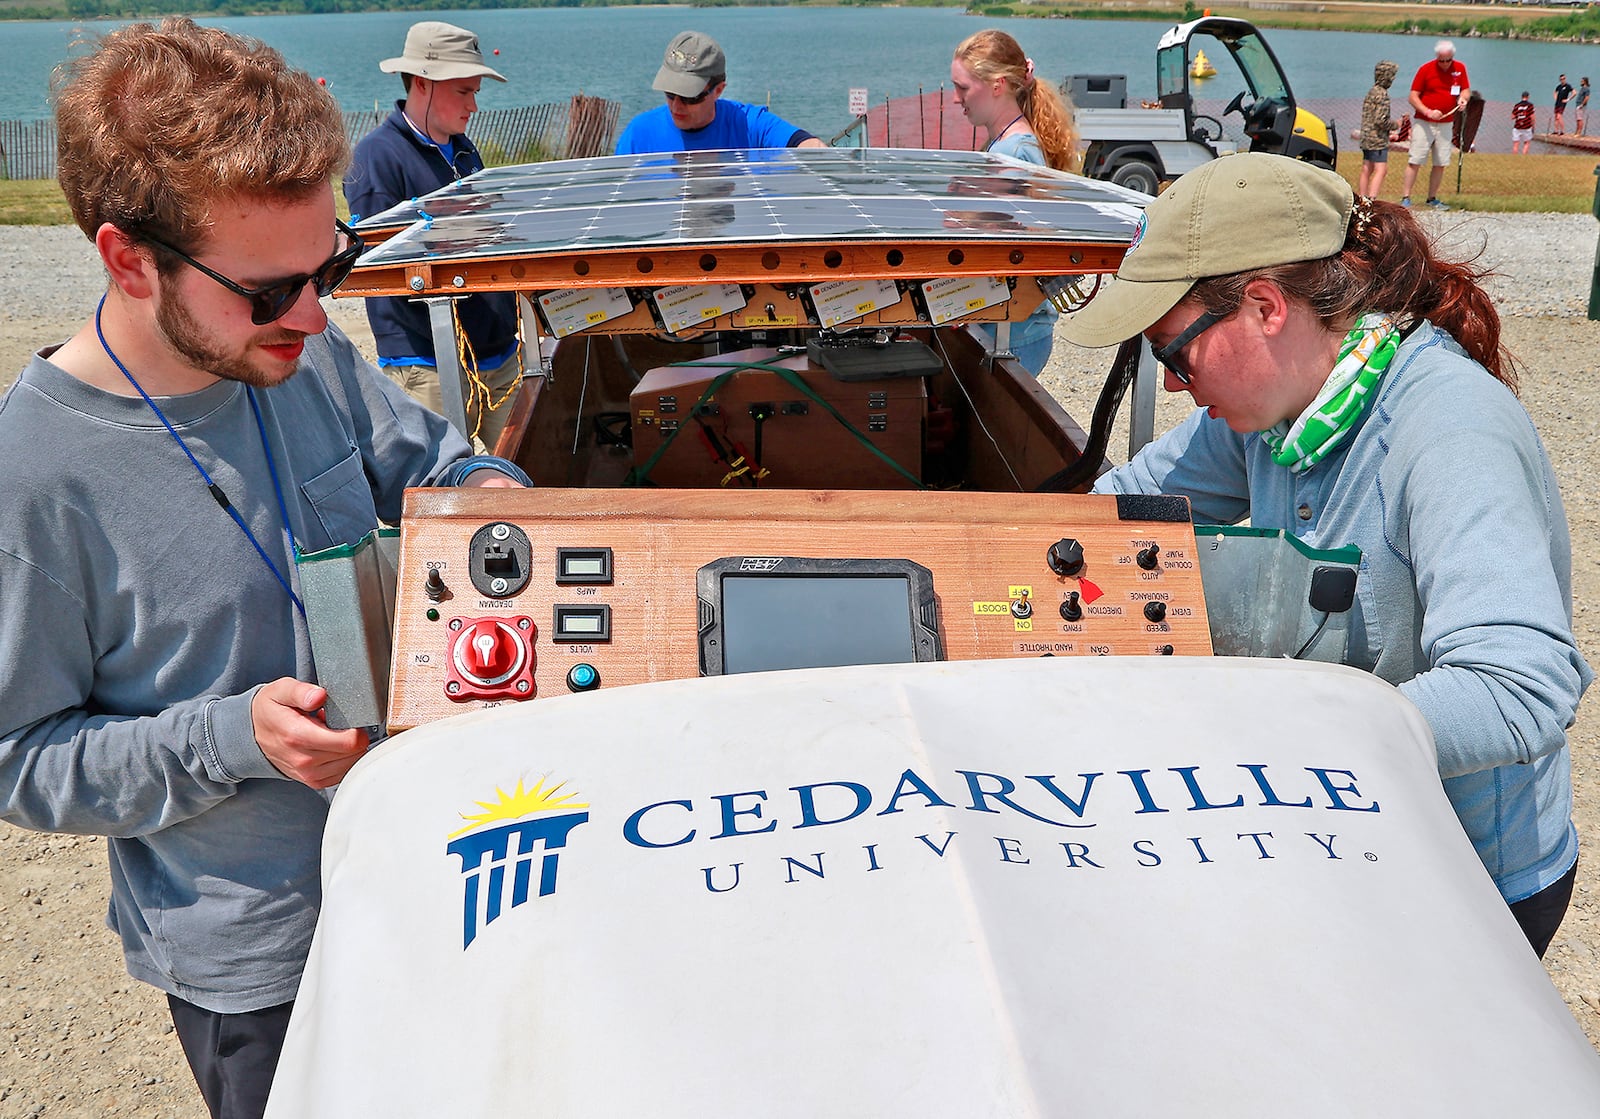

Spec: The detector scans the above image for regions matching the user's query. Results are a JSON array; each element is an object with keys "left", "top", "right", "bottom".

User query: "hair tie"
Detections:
[
  {"left": 1024, "top": 57, "right": 1036, "bottom": 86},
  {"left": 1351, "top": 195, "right": 1376, "bottom": 238}
]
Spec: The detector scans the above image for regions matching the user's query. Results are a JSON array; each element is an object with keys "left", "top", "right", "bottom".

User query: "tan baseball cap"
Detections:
[
  {"left": 381, "top": 22, "right": 507, "bottom": 83},
  {"left": 653, "top": 31, "right": 726, "bottom": 98},
  {"left": 1061, "top": 153, "right": 1354, "bottom": 349}
]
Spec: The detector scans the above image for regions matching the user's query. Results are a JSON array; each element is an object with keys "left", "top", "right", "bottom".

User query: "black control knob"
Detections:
[
  {"left": 1158, "top": 644, "right": 1175, "bottom": 656},
  {"left": 1059, "top": 591, "right": 1082, "bottom": 622},
  {"left": 1144, "top": 600, "right": 1168, "bottom": 623},
  {"left": 1136, "top": 544, "right": 1161, "bottom": 570},
  {"left": 424, "top": 568, "right": 448, "bottom": 602},
  {"left": 1047, "top": 538, "right": 1085, "bottom": 577}
]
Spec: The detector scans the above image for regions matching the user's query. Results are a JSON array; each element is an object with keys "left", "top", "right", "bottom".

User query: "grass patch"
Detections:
[
  {"left": 1334, "top": 151, "right": 1599, "bottom": 213},
  {"left": 2, "top": 155, "right": 1593, "bottom": 224},
  {"left": 0, "top": 180, "right": 72, "bottom": 225}
]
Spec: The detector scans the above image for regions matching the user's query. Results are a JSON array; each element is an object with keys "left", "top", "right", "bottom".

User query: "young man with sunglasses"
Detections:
[
  {"left": 615, "top": 30, "right": 827, "bottom": 155},
  {"left": 344, "top": 21, "right": 521, "bottom": 451},
  {"left": 0, "top": 20, "right": 527, "bottom": 1118}
]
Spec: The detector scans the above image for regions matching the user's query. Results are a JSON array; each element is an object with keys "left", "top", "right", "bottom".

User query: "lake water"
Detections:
[{"left": 4, "top": 8, "right": 1596, "bottom": 130}]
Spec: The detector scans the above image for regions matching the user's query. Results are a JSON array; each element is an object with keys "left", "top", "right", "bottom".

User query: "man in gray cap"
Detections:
[
  {"left": 344, "top": 21, "right": 522, "bottom": 450},
  {"left": 615, "top": 30, "right": 826, "bottom": 155}
]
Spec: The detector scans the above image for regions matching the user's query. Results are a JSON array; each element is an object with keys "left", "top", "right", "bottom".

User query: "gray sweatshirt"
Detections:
[{"left": 0, "top": 323, "right": 517, "bottom": 1012}]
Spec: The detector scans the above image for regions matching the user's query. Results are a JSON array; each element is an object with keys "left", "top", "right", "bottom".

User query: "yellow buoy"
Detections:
[{"left": 1191, "top": 49, "right": 1217, "bottom": 80}]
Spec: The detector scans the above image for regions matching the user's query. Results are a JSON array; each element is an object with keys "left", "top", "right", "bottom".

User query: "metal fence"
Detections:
[{"left": 0, "top": 95, "right": 620, "bottom": 181}]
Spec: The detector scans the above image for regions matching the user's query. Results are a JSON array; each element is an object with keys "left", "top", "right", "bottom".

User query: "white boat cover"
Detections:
[{"left": 268, "top": 657, "right": 1600, "bottom": 1116}]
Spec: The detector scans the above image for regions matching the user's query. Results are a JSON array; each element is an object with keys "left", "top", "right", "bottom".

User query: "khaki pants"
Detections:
[{"left": 384, "top": 357, "right": 523, "bottom": 455}]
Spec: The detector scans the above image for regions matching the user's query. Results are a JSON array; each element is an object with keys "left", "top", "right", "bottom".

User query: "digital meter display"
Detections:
[
  {"left": 721, "top": 576, "right": 917, "bottom": 675},
  {"left": 697, "top": 557, "right": 941, "bottom": 676}
]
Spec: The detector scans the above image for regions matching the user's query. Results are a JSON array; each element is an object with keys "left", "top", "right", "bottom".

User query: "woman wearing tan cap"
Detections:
[{"left": 1063, "top": 152, "right": 1592, "bottom": 957}]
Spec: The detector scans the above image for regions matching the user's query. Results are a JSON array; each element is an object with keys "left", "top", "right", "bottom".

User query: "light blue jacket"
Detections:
[{"left": 1095, "top": 321, "right": 1593, "bottom": 903}]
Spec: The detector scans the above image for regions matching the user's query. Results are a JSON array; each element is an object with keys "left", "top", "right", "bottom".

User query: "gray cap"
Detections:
[
  {"left": 653, "top": 31, "right": 725, "bottom": 98},
  {"left": 380, "top": 22, "right": 507, "bottom": 83},
  {"left": 1060, "top": 153, "right": 1354, "bottom": 349}
]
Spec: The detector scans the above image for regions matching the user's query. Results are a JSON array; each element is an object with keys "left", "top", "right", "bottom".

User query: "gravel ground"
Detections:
[{"left": 1, "top": 213, "right": 1598, "bottom": 1115}]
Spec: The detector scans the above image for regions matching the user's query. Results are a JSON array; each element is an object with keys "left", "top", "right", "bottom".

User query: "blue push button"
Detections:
[{"left": 566, "top": 663, "right": 600, "bottom": 692}]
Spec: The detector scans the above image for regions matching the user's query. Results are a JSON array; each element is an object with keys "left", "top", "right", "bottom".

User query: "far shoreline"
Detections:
[{"left": 1, "top": 1, "right": 1599, "bottom": 46}]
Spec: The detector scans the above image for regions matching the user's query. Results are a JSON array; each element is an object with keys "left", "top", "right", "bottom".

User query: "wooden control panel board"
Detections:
[{"left": 387, "top": 488, "right": 1213, "bottom": 731}]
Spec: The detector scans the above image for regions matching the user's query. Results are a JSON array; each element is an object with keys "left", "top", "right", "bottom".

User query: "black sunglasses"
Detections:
[
  {"left": 1150, "top": 309, "right": 1224, "bottom": 386},
  {"left": 664, "top": 84, "right": 718, "bottom": 106},
  {"left": 144, "top": 219, "right": 365, "bottom": 326}
]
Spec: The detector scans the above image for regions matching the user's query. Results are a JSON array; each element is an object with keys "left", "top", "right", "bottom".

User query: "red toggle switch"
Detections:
[{"left": 444, "top": 616, "right": 537, "bottom": 701}]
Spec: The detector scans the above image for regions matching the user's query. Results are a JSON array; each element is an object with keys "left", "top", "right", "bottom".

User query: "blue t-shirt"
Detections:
[{"left": 615, "top": 99, "right": 811, "bottom": 154}]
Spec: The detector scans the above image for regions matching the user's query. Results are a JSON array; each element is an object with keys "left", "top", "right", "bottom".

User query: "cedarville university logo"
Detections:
[
  {"left": 446, "top": 778, "right": 590, "bottom": 949},
  {"left": 445, "top": 763, "right": 1385, "bottom": 949}
]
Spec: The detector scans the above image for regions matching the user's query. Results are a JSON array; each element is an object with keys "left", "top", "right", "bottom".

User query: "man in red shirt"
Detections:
[{"left": 1403, "top": 40, "right": 1470, "bottom": 210}]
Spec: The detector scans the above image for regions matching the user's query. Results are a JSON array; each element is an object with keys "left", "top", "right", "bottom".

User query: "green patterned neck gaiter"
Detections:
[{"left": 1262, "top": 313, "right": 1402, "bottom": 474}]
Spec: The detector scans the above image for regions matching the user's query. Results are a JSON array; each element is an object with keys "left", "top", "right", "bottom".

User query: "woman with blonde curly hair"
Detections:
[
  {"left": 951, "top": 29, "right": 1079, "bottom": 172},
  {"left": 950, "top": 30, "right": 1079, "bottom": 375}
]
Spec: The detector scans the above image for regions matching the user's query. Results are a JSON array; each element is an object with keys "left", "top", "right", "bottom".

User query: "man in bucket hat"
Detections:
[
  {"left": 1062, "top": 153, "right": 1590, "bottom": 957},
  {"left": 344, "top": 21, "right": 522, "bottom": 451},
  {"left": 615, "top": 30, "right": 826, "bottom": 155}
]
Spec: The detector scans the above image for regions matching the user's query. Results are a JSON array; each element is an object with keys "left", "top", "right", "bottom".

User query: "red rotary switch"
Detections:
[{"left": 444, "top": 616, "right": 537, "bottom": 701}]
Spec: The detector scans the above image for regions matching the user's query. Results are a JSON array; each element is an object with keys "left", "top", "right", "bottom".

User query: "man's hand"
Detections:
[
  {"left": 252, "top": 679, "right": 370, "bottom": 788},
  {"left": 463, "top": 469, "right": 523, "bottom": 489}
]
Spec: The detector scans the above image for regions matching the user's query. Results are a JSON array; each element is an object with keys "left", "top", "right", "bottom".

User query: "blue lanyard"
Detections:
[{"left": 94, "top": 295, "right": 306, "bottom": 618}]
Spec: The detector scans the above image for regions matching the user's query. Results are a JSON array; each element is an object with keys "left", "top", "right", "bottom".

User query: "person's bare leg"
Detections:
[
  {"left": 1428, "top": 162, "right": 1446, "bottom": 201},
  {"left": 1369, "top": 162, "right": 1388, "bottom": 195},
  {"left": 1402, "top": 160, "right": 1422, "bottom": 200}
]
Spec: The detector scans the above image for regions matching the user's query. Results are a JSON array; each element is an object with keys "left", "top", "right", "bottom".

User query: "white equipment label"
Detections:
[
  {"left": 809, "top": 278, "right": 902, "bottom": 329},
  {"left": 921, "top": 275, "right": 1011, "bottom": 325},
  {"left": 651, "top": 283, "right": 747, "bottom": 334},
  {"left": 537, "top": 287, "right": 634, "bottom": 338}
]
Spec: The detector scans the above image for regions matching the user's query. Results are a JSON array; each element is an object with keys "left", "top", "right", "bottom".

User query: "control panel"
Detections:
[{"left": 387, "top": 488, "right": 1213, "bottom": 731}]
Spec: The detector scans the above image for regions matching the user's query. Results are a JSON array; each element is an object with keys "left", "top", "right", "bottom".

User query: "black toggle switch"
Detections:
[
  {"left": 1143, "top": 600, "right": 1168, "bottom": 623},
  {"left": 1136, "top": 544, "right": 1161, "bottom": 570},
  {"left": 424, "top": 568, "right": 447, "bottom": 602},
  {"left": 1059, "top": 591, "right": 1082, "bottom": 622}
]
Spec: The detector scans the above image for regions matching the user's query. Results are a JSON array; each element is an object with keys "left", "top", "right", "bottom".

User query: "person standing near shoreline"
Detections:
[
  {"left": 1358, "top": 59, "right": 1399, "bottom": 197},
  {"left": 1553, "top": 73, "right": 1574, "bottom": 135},
  {"left": 950, "top": 28, "right": 1079, "bottom": 377},
  {"left": 343, "top": 22, "right": 522, "bottom": 452},
  {"left": 1512, "top": 91, "right": 1536, "bottom": 155},
  {"left": 1575, "top": 77, "right": 1590, "bottom": 137},
  {"left": 1402, "top": 40, "right": 1469, "bottom": 211}
]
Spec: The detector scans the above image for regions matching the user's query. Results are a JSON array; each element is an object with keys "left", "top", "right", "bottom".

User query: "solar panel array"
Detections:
[{"left": 354, "top": 148, "right": 1145, "bottom": 269}]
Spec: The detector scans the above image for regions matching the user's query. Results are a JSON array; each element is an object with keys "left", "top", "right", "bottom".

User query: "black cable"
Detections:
[
  {"left": 1292, "top": 611, "right": 1333, "bottom": 660},
  {"left": 1034, "top": 336, "right": 1144, "bottom": 493},
  {"left": 592, "top": 411, "right": 632, "bottom": 448}
]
